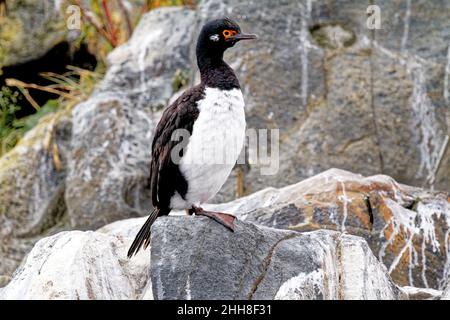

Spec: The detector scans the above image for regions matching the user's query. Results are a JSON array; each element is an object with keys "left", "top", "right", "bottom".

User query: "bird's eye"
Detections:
[{"left": 222, "top": 30, "right": 237, "bottom": 40}]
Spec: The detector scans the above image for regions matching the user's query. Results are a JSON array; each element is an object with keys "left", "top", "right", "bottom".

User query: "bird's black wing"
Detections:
[
  {"left": 128, "top": 85, "right": 203, "bottom": 258},
  {"left": 150, "top": 84, "right": 203, "bottom": 211}
]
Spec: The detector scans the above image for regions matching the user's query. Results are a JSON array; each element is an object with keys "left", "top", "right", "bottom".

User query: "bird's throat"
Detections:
[{"left": 197, "top": 52, "right": 240, "bottom": 90}]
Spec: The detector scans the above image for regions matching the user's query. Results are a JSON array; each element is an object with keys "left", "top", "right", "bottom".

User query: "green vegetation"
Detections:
[
  {"left": 172, "top": 69, "right": 190, "bottom": 93},
  {"left": 0, "top": 86, "right": 22, "bottom": 156}
]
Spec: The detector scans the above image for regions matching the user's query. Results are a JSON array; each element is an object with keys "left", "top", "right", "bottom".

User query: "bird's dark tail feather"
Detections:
[{"left": 127, "top": 208, "right": 159, "bottom": 258}]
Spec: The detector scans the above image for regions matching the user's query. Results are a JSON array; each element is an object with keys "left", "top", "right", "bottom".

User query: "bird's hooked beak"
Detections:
[{"left": 228, "top": 33, "right": 258, "bottom": 42}]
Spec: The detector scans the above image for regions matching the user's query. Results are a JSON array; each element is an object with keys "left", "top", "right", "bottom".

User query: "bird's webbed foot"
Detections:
[{"left": 191, "top": 206, "right": 236, "bottom": 232}]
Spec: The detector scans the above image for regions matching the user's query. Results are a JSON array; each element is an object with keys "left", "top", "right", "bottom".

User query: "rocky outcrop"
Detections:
[
  {"left": 197, "top": 0, "right": 450, "bottom": 201},
  {"left": 0, "top": 7, "right": 196, "bottom": 278},
  {"left": 0, "top": 0, "right": 65, "bottom": 67},
  {"left": 150, "top": 217, "right": 404, "bottom": 300},
  {"left": 0, "top": 222, "right": 150, "bottom": 299},
  {"left": 1, "top": 170, "right": 448, "bottom": 299},
  {"left": 0, "top": 111, "right": 72, "bottom": 277},
  {"left": 210, "top": 169, "right": 450, "bottom": 290},
  {"left": 64, "top": 7, "right": 196, "bottom": 229},
  {"left": 0, "top": 215, "right": 405, "bottom": 300},
  {"left": 1, "top": 0, "right": 449, "bottom": 291}
]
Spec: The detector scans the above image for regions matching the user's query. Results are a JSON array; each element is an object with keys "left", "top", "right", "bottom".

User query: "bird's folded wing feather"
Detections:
[{"left": 150, "top": 85, "right": 203, "bottom": 209}]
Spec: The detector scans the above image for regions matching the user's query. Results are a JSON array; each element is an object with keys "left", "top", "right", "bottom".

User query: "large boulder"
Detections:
[
  {"left": 0, "top": 215, "right": 406, "bottom": 300},
  {"left": 0, "top": 111, "right": 72, "bottom": 278},
  {"left": 0, "top": 221, "right": 150, "bottom": 299},
  {"left": 211, "top": 169, "right": 450, "bottom": 290},
  {"left": 64, "top": 7, "right": 196, "bottom": 229},
  {"left": 150, "top": 217, "right": 404, "bottom": 300},
  {"left": 194, "top": 0, "right": 450, "bottom": 201},
  {"left": 0, "top": 0, "right": 65, "bottom": 68}
]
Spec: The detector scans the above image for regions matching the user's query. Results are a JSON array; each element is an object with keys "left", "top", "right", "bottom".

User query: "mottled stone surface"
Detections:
[
  {"left": 0, "top": 0, "right": 65, "bottom": 67},
  {"left": 214, "top": 169, "right": 450, "bottom": 290},
  {"left": 150, "top": 217, "right": 403, "bottom": 300},
  {"left": 0, "top": 215, "right": 404, "bottom": 300},
  {"left": 0, "top": 112, "right": 72, "bottom": 278},
  {"left": 0, "top": 226, "right": 150, "bottom": 300},
  {"left": 65, "top": 8, "right": 196, "bottom": 229},
  {"left": 196, "top": 0, "right": 450, "bottom": 202},
  {"left": 442, "top": 281, "right": 450, "bottom": 300}
]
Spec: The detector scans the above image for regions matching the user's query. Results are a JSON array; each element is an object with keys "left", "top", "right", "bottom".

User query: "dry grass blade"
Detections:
[
  {"left": 52, "top": 142, "right": 62, "bottom": 171},
  {"left": 116, "top": 0, "right": 133, "bottom": 37},
  {"left": 73, "top": 0, "right": 117, "bottom": 47},
  {"left": 6, "top": 78, "right": 76, "bottom": 100}
]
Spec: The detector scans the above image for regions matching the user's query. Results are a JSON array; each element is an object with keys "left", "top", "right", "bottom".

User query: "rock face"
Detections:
[
  {"left": 194, "top": 0, "right": 450, "bottom": 201},
  {"left": 64, "top": 7, "right": 196, "bottom": 229},
  {"left": 0, "top": 219, "right": 150, "bottom": 300},
  {"left": 210, "top": 169, "right": 450, "bottom": 290},
  {"left": 442, "top": 282, "right": 450, "bottom": 300},
  {"left": 150, "top": 217, "right": 403, "bottom": 300},
  {"left": 0, "top": 0, "right": 65, "bottom": 67},
  {"left": 0, "top": 7, "right": 196, "bottom": 278},
  {"left": 0, "top": 215, "right": 405, "bottom": 300},
  {"left": 1, "top": 170, "right": 448, "bottom": 299},
  {"left": 1, "top": 0, "right": 449, "bottom": 293},
  {"left": 0, "top": 111, "right": 72, "bottom": 278}
]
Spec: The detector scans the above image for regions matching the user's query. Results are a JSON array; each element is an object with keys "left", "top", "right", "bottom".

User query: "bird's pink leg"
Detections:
[{"left": 192, "top": 206, "right": 236, "bottom": 231}]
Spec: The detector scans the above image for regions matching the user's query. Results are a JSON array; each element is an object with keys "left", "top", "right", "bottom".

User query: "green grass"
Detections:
[{"left": 0, "top": 87, "right": 61, "bottom": 156}]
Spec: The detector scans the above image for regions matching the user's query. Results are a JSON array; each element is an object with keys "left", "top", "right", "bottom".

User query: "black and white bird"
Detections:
[{"left": 128, "top": 18, "right": 257, "bottom": 258}]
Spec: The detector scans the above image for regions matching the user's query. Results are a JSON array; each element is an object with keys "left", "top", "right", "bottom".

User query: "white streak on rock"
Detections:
[
  {"left": 400, "top": 0, "right": 411, "bottom": 54},
  {"left": 298, "top": 0, "right": 315, "bottom": 107},
  {"left": 337, "top": 180, "right": 351, "bottom": 232},
  {"left": 275, "top": 270, "right": 324, "bottom": 300},
  {"left": 407, "top": 60, "right": 443, "bottom": 180},
  {"left": 444, "top": 45, "right": 450, "bottom": 102},
  {"left": 185, "top": 274, "right": 192, "bottom": 300},
  {"left": 382, "top": 198, "right": 450, "bottom": 288}
]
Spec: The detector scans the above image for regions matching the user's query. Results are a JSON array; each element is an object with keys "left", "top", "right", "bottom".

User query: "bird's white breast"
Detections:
[{"left": 170, "top": 87, "right": 246, "bottom": 209}]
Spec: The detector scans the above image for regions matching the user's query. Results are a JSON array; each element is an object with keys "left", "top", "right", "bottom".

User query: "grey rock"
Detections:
[
  {"left": 192, "top": 0, "right": 450, "bottom": 202},
  {"left": 0, "top": 222, "right": 150, "bottom": 299},
  {"left": 401, "top": 286, "right": 442, "bottom": 300},
  {"left": 0, "top": 112, "right": 72, "bottom": 278},
  {"left": 0, "top": 0, "right": 65, "bottom": 67},
  {"left": 99, "top": 7, "right": 196, "bottom": 110},
  {"left": 214, "top": 168, "right": 450, "bottom": 290},
  {"left": 65, "top": 7, "right": 196, "bottom": 229},
  {"left": 150, "top": 216, "right": 404, "bottom": 300},
  {"left": 2, "top": 198, "right": 443, "bottom": 300}
]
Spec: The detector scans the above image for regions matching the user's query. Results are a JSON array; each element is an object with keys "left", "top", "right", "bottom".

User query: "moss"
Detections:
[
  {"left": 310, "top": 23, "right": 356, "bottom": 50},
  {"left": 0, "top": 108, "right": 70, "bottom": 174},
  {"left": 0, "top": 16, "right": 24, "bottom": 66},
  {"left": 172, "top": 68, "right": 190, "bottom": 93}
]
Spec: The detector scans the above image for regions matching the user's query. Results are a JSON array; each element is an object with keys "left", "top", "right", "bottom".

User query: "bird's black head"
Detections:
[{"left": 196, "top": 18, "right": 257, "bottom": 64}]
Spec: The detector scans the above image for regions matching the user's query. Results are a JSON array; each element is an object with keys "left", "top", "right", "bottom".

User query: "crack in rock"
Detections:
[{"left": 247, "top": 233, "right": 297, "bottom": 299}]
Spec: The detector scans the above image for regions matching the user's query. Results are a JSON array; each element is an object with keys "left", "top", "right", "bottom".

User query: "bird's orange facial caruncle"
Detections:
[{"left": 223, "top": 29, "right": 238, "bottom": 40}]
